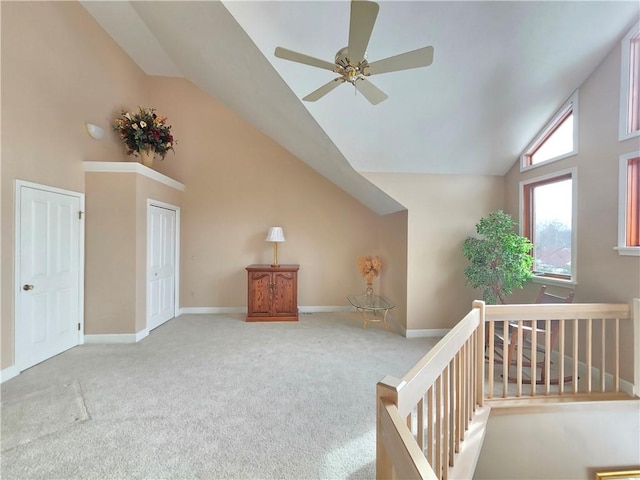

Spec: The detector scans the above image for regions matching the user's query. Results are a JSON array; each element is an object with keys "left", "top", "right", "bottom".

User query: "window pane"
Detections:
[
  {"left": 531, "top": 113, "right": 573, "bottom": 165},
  {"left": 629, "top": 33, "right": 640, "bottom": 133},
  {"left": 627, "top": 157, "right": 640, "bottom": 246},
  {"left": 532, "top": 179, "right": 572, "bottom": 276}
]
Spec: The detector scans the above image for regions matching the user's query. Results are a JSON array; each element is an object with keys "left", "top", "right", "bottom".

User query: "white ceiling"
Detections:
[{"left": 81, "top": 1, "right": 639, "bottom": 214}]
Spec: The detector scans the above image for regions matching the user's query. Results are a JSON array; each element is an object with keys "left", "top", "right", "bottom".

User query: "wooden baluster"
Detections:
[
  {"left": 443, "top": 366, "right": 450, "bottom": 480},
  {"left": 516, "top": 320, "right": 523, "bottom": 397},
  {"left": 435, "top": 376, "right": 442, "bottom": 479},
  {"left": 586, "top": 318, "right": 593, "bottom": 393},
  {"left": 558, "top": 319, "right": 565, "bottom": 395},
  {"left": 465, "top": 338, "right": 475, "bottom": 424},
  {"left": 573, "top": 320, "right": 579, "bottom": 394},
  {"left": 530, "top": 321, "right": 537, "bottom": 396},
  {"left": 449, "top": 357, "right": 458, "bottom": 465},
  {"left": 488, "top": 321, "right": 494, "bottom": 399},
  {"left": 469, "top": 333, "right": 477, "bottom": 412},
  {"left": 449, "top": 359, "right": 457, "bottom": 463},
  {"left": 614, "top": 318, "right": 620, "bottom": 392},
  {"left": 417, "top": 397, "right": 424, "bottom": 453},
  {"left": 460, "top": 343, "right": 467, "bottom": 430},
  {"left": 426, "top": 386, "right": 433, "bottom": 466},
  {"left": 544, "top": 319, "right": 551, "bottom": 395},
  {"left": 601, "top": 319, "right": 606, "bottom": 393},
  {"left": 502, "top": 320, "right": 509, "bottom": 398},
  {"left": 456, "top": 352, "right": 463, "bottom": 452},
  {"left": 467, "top": 334, "right": 476, "bottom": 414}
]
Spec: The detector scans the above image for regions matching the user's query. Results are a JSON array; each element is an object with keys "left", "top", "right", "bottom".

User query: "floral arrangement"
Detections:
[
  {"left": 113, "top": 107, "right": 176, "bottom": 159},
  {"left": 358, "top": 255, "right": 383, "bottom": 284}
]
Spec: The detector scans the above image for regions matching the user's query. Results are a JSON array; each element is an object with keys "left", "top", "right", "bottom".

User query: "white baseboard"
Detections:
[
  {"left": 84, "top": 329, "right": 149, "bottom": 344},
  {"left": 1, "top": 365, "right": 19, "bottom": 383},
  {"left": 405, "top": 328, "right": 450, "bottom": 339},
  {"left": 178, "top": 306, "right": 353, "bottom": 315},
  {"left": 179, "top": 307, "right": 246, "bottom": 315},
  {"left": 299, "top": 306, "right": 353, "bottom": 313}
]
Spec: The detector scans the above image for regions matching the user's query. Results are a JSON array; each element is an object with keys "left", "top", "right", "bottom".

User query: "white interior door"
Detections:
[
  {"left": 17, "top": 183, "right": 83, "bottom": 371},
  {"left": 147, "top": 204, "right": 177, "bottom": 331}
]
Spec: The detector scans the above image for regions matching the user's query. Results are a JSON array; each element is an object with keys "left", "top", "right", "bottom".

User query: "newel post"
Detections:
[
  {"left": 377, "top": 375, "right": 404, "bottom": 480},
  {"left": 473, "top": 300, "right": 486, "bottom": 406}
]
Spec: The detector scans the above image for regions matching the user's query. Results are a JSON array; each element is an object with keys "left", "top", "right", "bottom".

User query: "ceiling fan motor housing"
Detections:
[{"left": 335, "top": 47, "right": 369, "bottom": 84}]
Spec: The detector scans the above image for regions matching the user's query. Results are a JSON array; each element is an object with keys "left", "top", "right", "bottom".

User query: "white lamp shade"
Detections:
[{"left": 265, "top": 227, "right": 285, "bottom": 242}]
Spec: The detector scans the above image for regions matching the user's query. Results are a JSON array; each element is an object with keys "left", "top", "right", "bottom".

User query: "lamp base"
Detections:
[{"left": 271, "top": 264, "right": 280, "bottom": 268}]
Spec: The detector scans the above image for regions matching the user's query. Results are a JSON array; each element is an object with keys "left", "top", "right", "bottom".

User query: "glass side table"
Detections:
[{"left": 347, "top": 294, "right": 396, "bottom": 330}]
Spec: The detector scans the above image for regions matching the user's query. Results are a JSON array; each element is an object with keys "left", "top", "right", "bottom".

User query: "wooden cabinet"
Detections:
[{"left": 246, "top": 264, "right": 299, "bottom": 322}]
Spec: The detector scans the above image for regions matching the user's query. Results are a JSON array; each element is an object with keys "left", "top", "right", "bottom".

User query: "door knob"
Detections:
[{"left": 23, "top": 284, "right": 34, "bottom": 291}]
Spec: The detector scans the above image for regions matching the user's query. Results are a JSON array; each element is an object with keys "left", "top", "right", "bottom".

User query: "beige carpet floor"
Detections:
[{"left": 1, "top": 312, "right": 439, "bottom": 480}]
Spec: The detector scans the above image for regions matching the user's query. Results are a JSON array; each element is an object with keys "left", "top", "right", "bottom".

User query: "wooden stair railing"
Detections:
[
  {"left": 376, "top": 300, "right": 637, "bottom": 480},
  {"left": 485, "top": 303, "right": 632, "bottom": 399},
  {"left": 377, "top": 301, "right": 488, "bottom": 480}
]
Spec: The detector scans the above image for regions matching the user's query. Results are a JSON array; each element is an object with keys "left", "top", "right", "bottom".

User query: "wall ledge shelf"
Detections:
[{"left": 83, "top": 161, "right": 185, "bottom": 191}]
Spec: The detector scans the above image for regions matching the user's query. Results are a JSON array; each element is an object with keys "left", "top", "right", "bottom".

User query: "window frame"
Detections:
[
  {"left": 619, "top": 23, "right": 640, "bottom": 142},
  {"left": 616, "top": 151, "right": 640, "bottom": 256},
  {"left": 520, "top": 91, "right": 579, "bottom": 172},
  {"left": 520, "top": 167, "right": 578, "bottom": 286}
]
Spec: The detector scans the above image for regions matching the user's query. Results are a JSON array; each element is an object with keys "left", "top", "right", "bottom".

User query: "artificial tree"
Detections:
[{"left": 462, "top": 210, "right": 534, "bottom": 304}]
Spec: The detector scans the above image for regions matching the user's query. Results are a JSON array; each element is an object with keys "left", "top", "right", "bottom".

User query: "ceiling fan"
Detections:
[{"left": 274, "top": 0, "right": 434, "bottom": 105}]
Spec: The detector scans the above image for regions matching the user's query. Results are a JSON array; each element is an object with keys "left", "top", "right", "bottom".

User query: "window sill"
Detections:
[
  {"left": 531, "top": 275, "right": 576, "bottom": 288},
  {"left": 614, "top": 246, "right": 640, "bottom": 257}
]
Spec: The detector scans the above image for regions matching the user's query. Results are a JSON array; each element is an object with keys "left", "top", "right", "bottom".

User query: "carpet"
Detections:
[
  {"left": 2, "top": 379, "right": 90, "bottom": 452},
  {"left": 1, "top": 312, "right": 439, "bottom": 479}
]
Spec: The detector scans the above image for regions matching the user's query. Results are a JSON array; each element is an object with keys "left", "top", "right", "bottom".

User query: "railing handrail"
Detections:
[
  {"left": 485, "top": 303, "right": 630, "bottom": 321},
  {"left": 397, "top": 306, "right": 482, "bottom": 417}
]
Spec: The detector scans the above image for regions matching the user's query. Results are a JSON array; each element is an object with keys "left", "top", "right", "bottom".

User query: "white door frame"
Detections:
[
  {"left": 14, "top": 180, "right": 85, "bottom": 371},
  {"left": 147, "top": 199, "right": 181, "bottom": 326}
]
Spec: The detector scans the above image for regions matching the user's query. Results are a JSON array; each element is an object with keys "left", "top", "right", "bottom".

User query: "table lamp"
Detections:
[{"left": 265, "top": 227, "right": 285, "bottom": 267}]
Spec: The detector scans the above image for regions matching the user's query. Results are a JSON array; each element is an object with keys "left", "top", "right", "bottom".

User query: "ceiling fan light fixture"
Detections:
[{"left": 345, "top": 66, "right": 359, "bottom": 84}]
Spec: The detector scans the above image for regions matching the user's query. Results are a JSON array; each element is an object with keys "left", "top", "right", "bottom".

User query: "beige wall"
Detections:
[
  {"left": 84, "top": 173, "right": 137, "bottom": 334},
  {"left": 364, "top": 173, "right": 504, "bottom": 331},
  {"left": 1, "top": 2, "right": 149, "bottom": 367},
  {"left": 144, "top": 77, "right": 381, "bottom": 309},
  {"left": 503, "top": 39, "right": 640, "bottom": 381},
  {"left": 84, "top": 171, "right": 183, "bottom": 335},
  {"left": 379, "top": 210, "right": 409, "bottom": 328},
  {"left": 1, "top": 2, "right": 383, "bottom": 368}
]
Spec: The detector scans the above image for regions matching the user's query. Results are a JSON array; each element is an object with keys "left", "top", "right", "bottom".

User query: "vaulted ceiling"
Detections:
[{"left": 81, "top": 1, "right": 639, "bottom": 214}]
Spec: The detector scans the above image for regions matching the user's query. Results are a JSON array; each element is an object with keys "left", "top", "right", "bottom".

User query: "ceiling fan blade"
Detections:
[
  {"left": 366, "top": 46, "right": 434, "bottom": 76},
  {"left": 354, "top": 78, "right": 388, "bottom": 105},
  {"left": 303, "top": 78, "right": 346, "bottom": 102},
  {"left": 274, "top": 47, "right": 336, "bottom": 71},
  {"left": 348, "top": 0, "right": 379, "bottom": 64}
]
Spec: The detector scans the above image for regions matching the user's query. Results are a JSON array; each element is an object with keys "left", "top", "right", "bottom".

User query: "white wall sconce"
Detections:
[
  {"left": 265, "top": 227, "right": 286, "bottom": 266},
  {"left": 85, "top": 123, "right": 105, "bottom": 140}
]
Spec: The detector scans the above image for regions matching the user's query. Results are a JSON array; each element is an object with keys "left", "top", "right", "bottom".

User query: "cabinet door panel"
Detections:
[
  {"left": 248, "top": 272, "right": 272, "bottom": 316},
  {"left": 273, "top": 271, "right": 297, "bottom": 316}
]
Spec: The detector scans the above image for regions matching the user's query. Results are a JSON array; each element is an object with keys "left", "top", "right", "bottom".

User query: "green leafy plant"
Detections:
[
  {"left": 113, "top": 107, "right": 176, "bottom": 159},
  {"left": 462, "top": 210, "right": 534, "bottom": 304}
]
